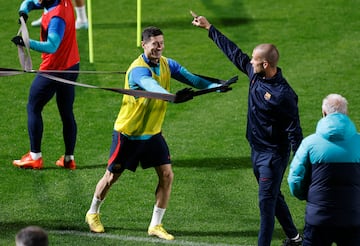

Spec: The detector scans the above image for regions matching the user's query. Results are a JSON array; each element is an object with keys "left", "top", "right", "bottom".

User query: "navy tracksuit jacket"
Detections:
[
  {"left": 208, "top": 25, "right": 303, "bottom": 154},
  {"left": 207, "top": 25, "right": 303, "bottom": 246}
]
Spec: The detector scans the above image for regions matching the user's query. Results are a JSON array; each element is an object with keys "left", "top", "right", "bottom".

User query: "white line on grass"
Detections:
[{"left": 50, "top": 230, "right": 255, "bottom": 246}]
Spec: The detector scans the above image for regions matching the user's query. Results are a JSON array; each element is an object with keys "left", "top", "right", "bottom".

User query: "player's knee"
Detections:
[
  {"left": 104, "top": 170, "right": 121, "bottom": 185},
  {"left": 162, "top": 169, "right": 174, "bottom": 184}
]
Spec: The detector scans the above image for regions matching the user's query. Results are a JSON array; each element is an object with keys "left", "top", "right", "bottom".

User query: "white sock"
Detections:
[
  {"left": 87, "top": 196, "right": 103, "bottom": 214},
  {"left": 75, "top": 6, "right": 87, "bottom": 23},
  {"left": 149, "top": 205, "right": 166, "bottom": 227},
  {"left": 64, "top": 155, "right": 74, "bottom": 162},
  {"left": 30, "top": 152, "right": 42, "bottom": 160},
  {"left": 291, "top": 233, "right": 300, "bottom": 240}
]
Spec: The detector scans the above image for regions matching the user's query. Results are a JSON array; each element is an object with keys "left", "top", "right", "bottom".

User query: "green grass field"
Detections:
[{"left": 0, "top": 0, "right": 359, "bottom": 245}]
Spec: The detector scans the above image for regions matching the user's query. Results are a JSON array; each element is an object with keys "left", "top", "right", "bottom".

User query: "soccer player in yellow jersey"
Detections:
[{"left": 85, "top": 26, "right": 229, "bottom": 240}]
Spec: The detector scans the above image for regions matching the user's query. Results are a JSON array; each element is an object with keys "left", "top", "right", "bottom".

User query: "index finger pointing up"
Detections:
[{"left": 190, "top": 10, "right": 198, "bottom": 18}]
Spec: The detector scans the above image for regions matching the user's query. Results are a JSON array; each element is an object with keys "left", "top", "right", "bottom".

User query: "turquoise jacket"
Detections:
[{"left": 288, "top": 113, "right": 360, "bottom": 226}]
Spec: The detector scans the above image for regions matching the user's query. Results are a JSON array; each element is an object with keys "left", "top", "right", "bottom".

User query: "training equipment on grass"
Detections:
[
  {"left": 39, "top": 72, "right": 176, "bottom": 101},
  {"left": 137, "top": 0, "right": 141, "bottom": 47},
  {"left": 0, "top": 66, "right": 237, "bottom": 102},
  {"left": 85, "top": 0, "right": 142, "bottom": 62},
  {"left": 87, "top": 0, "right": 94, "bottom": 63},
  {"left": 38, "top": 73, "right": 238, "bottom": 102},
  {"left": 0, "top": 67, "right": 126, "bottom": 76},
  {"left": 4, "top": 14, "right": 238, "bottom": 102}
]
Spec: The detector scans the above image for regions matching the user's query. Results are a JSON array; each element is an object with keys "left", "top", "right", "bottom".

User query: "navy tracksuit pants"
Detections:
[
  {"left": 27, "top": 63, "right": 79, "bottom": 155},
  {"left": 251, "top": 148, "right": 298, "bottom": 246}
]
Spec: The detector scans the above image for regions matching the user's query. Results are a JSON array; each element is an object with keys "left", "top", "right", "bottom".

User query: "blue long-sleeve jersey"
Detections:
[
  {"left": 129, "top": 54, "right": 220, "bottom": 94},
  {"left": 19, "top": 0, "right": 64, "bottom": 53},
  {"left": 208, "top": 25, "right": 302, "bottom": 153}
]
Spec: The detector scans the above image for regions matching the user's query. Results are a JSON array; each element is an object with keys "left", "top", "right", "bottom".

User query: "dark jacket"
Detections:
[
  {"left": 288, "top": 113, "right": 360, "bottom": 226},
  {"left": 208, "top": 26, "right": 303, "bottom": 154}
]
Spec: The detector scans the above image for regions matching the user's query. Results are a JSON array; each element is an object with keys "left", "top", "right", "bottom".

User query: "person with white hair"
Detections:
[{"left": 288, "top": 93, "right": 360, "bottom": 245}]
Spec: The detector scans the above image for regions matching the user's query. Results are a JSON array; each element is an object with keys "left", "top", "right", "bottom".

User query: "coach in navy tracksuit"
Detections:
[
  {"left": 288, "top": 94, "right": 360, "bottom": 246},
  {"left": 192, "top": 15, "right": 303, "bottom": 246}
]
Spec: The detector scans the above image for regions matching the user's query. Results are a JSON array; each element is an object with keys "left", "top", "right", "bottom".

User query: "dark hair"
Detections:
[
  {"left": 40, "top": 0, "right": 57, "bottom": 8},
  {"left": 142, "top": 26, "right": 163, "bottom": 42},
  {"left": 15, "top": 226, "right": 48, "bottom": 246}
]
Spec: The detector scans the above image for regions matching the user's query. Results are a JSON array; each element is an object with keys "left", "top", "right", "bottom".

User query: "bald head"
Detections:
[{"left": 253, "top": 44, "right": 279, "bottom": 68}]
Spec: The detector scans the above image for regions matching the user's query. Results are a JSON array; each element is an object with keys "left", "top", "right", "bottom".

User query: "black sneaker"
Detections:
[{"left": 282, "top": 235, "right": 303, "bottom": 246}]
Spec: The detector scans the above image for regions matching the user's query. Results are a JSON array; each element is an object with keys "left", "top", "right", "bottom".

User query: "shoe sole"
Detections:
[
  {"left": 14, "top": 165, "right": 43, "bottom": 169},
  {"left": 148, "top": 230, "right": 174, "bottom": 240},
  {"left": 13, "top": 162, "right": 43, "bottom": 169},
  {"left": 56, "top": 163, "right": 76, "bottom": 170}
]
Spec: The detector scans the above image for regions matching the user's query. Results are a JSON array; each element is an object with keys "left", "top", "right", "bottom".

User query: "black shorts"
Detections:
[{"left": 107, "top": 131, "right": 171, "bottom": 173}]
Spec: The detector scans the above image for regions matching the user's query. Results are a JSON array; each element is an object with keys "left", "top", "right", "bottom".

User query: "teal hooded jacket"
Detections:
[{"left": 288, "top": 113, "right": 360, "bottom": 226}]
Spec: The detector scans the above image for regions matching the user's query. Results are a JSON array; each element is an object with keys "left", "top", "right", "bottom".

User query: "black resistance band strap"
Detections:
[{"left": 39, "top": 73, "right": 176, "bottom": 102}]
